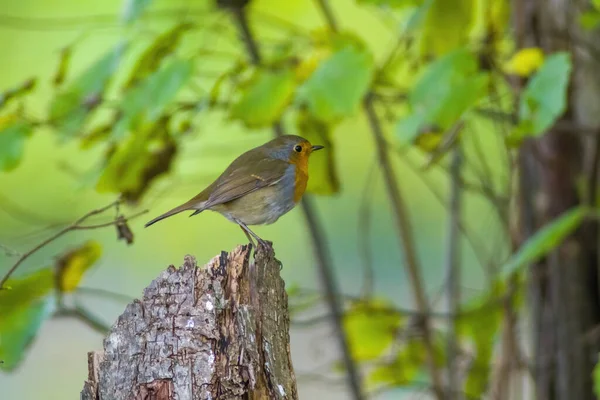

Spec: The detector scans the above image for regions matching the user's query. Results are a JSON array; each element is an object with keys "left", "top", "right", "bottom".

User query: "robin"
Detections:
[{"left": 145, "top": 134, "right": 324, "bottom": 248}]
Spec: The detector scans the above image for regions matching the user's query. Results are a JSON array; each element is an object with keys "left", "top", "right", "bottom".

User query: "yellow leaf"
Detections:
[
  {"left": 343, "top": 299, "right": 403, "bottom": 361},
  {"left": 421, "top": 0, "right": 476, "bottom": 56},
  {"left": 414, "top": 128, "right": 444, "bottom": 153},
  {"left": 295, "top": 48, "right": 331, "bottom": 82},
  {"left": 56, "top": 240, "right": 102, "bottom": 292},
  {"left": 504, "top": 47, "right": 545, "bottom": 77}
]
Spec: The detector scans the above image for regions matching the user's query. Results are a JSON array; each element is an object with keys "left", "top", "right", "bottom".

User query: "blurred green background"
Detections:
[{"left": 0, "top": 0, "right": 506, "bottom": 398}]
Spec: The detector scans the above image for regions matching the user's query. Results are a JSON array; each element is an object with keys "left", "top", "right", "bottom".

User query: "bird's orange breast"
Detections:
[{"left": 292, "top": 156, "right": 309, "bottom": 203}]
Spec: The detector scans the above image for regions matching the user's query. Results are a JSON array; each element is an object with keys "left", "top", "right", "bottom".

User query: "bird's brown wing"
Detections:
[{"left": 202, "top": 155, "right": 289, "bottom": 209}]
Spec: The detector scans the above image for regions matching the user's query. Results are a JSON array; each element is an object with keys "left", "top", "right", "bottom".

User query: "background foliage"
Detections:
[{"left": 0, "top": 0, "right": 593, "bottom": 399}]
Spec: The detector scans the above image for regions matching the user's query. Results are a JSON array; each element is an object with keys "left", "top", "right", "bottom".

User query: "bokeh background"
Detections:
[{"left": 0, "top": 0, "right": 510, "bottom": 399}]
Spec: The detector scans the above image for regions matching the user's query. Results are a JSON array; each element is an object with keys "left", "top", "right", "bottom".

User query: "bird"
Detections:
[{"left": 144, "top": 134, "right": 324, "bottom": 248}]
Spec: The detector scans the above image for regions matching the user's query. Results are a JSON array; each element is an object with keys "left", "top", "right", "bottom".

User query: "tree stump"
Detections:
[{"left": 81, "top": 245, "right": 298, "bottom": 400}]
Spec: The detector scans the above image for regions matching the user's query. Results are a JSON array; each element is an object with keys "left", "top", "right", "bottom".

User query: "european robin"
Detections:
[{"left": 145, "top": 135, "right": 324, "bottom": 247}]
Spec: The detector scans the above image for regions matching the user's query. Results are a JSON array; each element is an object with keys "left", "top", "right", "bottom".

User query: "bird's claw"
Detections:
[{"left": 257, "top": 239, "right": 272, "bottom": 250}]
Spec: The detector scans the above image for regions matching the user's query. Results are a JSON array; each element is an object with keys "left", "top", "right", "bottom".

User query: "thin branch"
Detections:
[
  {"left": 54, "top": 303, "right": 110, "bottom": 334},
  {"left": 227, "top": 5, "right": 365, "bottom": 400},
  {"left": 314, "top": 0, "right": 339, "bottom": 32},
  {"left": 392, "top": 148, "right": 492, "bottom": 275},
  {"left": 76, "top": 286, "right": 134, "bottom": 303},
  {"left": 490, "top": 276, "right": 520, "bottom": 400},
  {"left": 229, "top": 7, "right": 261, "bottom": 64},
  {"left": 73, "top": 209, "right": 148, "bottom": 230},
  {"left": 445, "top": 136, "right": 463, "bottom": 399},
  {"left": 362, "top": 94, "right": 444, "bottom": 399},
  {"left": 358, "top": 159, "right": 378, "bottom": 298},
  {"left": 0, "top": 199, "right": 145, "bottom": 288},
  {"left": 311, "top": 1, "right": 443, "bottom": 396},
  {"left": 289, "top": 286, "right": 510, "bottom": 327}
]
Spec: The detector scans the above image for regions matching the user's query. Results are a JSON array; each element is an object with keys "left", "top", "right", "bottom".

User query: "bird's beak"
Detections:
[{"left": 311, "top": 145, "right": 325, "bottom": 152}]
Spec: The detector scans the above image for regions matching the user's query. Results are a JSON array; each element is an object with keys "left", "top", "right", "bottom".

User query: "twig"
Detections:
[
  {"left": 358, "top": 159, "right": 378, "bottom": 298},
  {"left": 362, "top": 94, "right": 444, "bottom": 399},
  {"left": 76, "top": 286, "right": 133, "bottom": 303},
  {"left": 289, "top": 286, "right": 510, "bottom": 325},
  {"left": 391, "top": 147, "right": 491, "bottom": 275},
  {"left": 0, "top": 199, "right": 146, "bottom": 288},
  {"left": 54, "top": 303, "right": 110, "bottom": 334},
  {"left": 314, "top": 0, "right": 339, "bottom": 32},
  {"left": 227, "top": 5, "right": 365, "bottom": 400},
  {"left": 445, "top": 135, "right": 463, "bottom": 399},
  {"left": 312, "top": 1, "right": 443, "bottom": 396},
  {"left": 73, "top": 209, "right": 148, "bottom": 230},
  {"left": 490, "top": 277, "right": 519, "bottom": 400}
]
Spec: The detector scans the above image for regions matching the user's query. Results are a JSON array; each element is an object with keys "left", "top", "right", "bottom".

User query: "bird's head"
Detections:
[{"left": 263, "top": 135, "right": 324, "bottom": 166}]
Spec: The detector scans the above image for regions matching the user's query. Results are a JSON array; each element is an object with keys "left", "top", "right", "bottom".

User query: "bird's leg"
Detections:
[
  {"left": 239, "top": 225, "right": 256, "bottom": 249},
  {"left": 234, "top": 220, "right": 282, "bottom": 269},
  {"left": 235, "top": 219, "right": 270, "bottom": 249}
]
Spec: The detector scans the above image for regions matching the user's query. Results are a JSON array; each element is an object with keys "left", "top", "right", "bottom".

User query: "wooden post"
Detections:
[{"left": 81, "top": 245, "right": 298, "bottom": 400}]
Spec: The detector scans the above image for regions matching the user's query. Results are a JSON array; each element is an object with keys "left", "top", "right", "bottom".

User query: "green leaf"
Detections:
[
  {"left": 368, "top": 342, "right": 423, "bottom": 387},
  {"left": 124, "top": 23, "right": 193, "bottom": 89},
  {"left": 594, "top": 356, "right": 600, "bottom": 398},
  {"left": 230, "top": 68, "right": 296, "bottom": 128},
  {"left": 518, "top": 52, "right": 572, "bottom": 137},
  {"left": 98, "top": 117, "right": 177, "bottom": 203},
  {"left": 114, "top": 58, "right": 194, "bottom": 139},
  {"left": 0, "top": 120, "right": 32, "bottom": 172},
  {"left": 122, "top": 0, "right": 153, "bottom": 23},
  {"left": 397, "top": 48, "right": 488, "bottom": 145},
  {"left": 458, "top": 280, "right": 505, "bottom": 397},
  {"left": 343, "top": 299, "right": 402, "bottom": 361},
  {"left": 502, "top": 206, "right": 586, "bottom": 277},
  {"left": 296, "top": 43, "right": 374, "bottom": 122},
  {"left": 49, "top": 43, "right": 125, "bottom": 140},
  {"left": 295, "top": 108, "right": 340, "bottom": 195},
  {"left": 0, "top": 268, "right": 55, "bottom": 371},
  {"left": 580, "top": 11, "right": 600, "bottom": 30},
  {"left": 367, "top": 333, "right": 445, "bottom": 388},
  {"left": 421, "top": 0, "right": 475, "bottom": 55},
  {"left": 400, "top": 0, "right": 433, "bottom": 34}
]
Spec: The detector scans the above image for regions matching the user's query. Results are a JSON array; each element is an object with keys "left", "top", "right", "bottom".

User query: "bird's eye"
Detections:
[{"left": 294, "top": 145, "right": 302, "bottom": 153}]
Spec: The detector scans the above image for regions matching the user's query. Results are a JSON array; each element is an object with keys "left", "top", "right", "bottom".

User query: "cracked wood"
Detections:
[{"left": 81, "top": 245, "right": 297, "bottom": 400}]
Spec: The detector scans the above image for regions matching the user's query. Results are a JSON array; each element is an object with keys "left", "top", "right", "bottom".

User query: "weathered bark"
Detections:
[
  {"left": 511, "top": 1, "right": 600, "bottom": 399},
  {"left": 80, "top": 245, "right": 298, "bottom": 400}
]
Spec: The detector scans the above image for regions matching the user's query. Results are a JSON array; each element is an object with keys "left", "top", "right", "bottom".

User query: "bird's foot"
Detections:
[{"left": 257, "top": 238, "right": 273, "bottom": 250}]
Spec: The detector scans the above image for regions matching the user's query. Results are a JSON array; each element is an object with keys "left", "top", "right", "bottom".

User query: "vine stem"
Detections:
[
  {"left": 227, "top": 5, "right": 365, "bottom": 400},
  {"left": 311, "top": 0, "right": 444, "bottom": 397},
  {"left": 363, "top": 96, "right": 444, "bottom": 399},
  {"left": 445, "top": 138, "right": 463, "bottom": 399}
]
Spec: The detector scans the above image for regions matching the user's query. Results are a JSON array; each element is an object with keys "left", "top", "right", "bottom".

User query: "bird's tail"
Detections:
[{"left": 145, "top": 202, "right": 203, "bottom": 228}]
